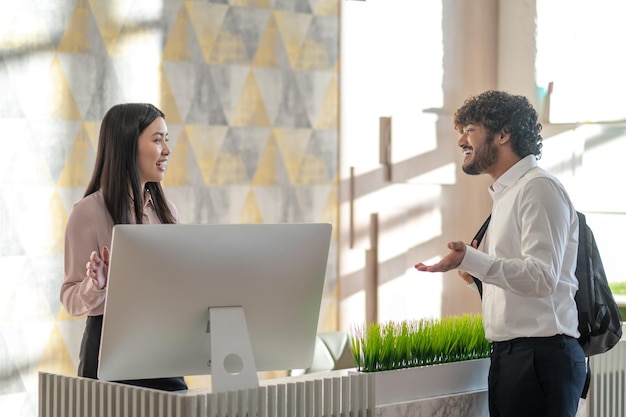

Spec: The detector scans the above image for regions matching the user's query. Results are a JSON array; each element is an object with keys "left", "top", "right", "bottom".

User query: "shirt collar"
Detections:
[
  {"left": 489, "top": 154, "right": 537, "bottom": 200},
  {"left": 143, "top": 188, "right": 154, "bottom": 209},
  {"left": 128, "top": 188, "right": 154, "bottom": 209}
]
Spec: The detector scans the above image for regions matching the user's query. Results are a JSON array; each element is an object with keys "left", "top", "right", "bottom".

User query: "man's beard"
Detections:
[{"left": 462, "top": 133, "right": 498, "bottom": 175}]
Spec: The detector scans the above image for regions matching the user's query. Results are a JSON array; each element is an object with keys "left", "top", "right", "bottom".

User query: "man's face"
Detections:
[{"left": 458, "top": 123, "right": 498, "bottom": 175}]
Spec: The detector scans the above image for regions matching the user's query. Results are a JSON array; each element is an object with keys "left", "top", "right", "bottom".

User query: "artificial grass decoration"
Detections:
[{"left": 350, "top": 314, "right": 490, "bottom": 372}]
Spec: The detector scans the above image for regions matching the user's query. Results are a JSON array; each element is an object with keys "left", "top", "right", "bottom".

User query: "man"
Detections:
[{"left": 415, "top": 90, "right": 585, "bottom": 417}]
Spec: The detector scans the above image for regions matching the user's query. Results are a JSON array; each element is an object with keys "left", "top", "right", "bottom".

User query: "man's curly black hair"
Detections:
[{"left": 453, "top": 90, "right": 543, "bottom": 159}]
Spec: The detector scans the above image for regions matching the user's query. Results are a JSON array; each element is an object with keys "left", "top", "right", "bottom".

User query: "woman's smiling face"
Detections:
[{"left": 137, "top": 116, "right": 170, "bottom": 187}]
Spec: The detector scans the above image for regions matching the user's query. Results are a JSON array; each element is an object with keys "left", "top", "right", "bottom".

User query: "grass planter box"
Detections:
[
  {"left": 358, "top": 357, "right": 490, "bottom": 406},
  {"left": 350, "top": 314, "right": 491, "bottom": 406}
]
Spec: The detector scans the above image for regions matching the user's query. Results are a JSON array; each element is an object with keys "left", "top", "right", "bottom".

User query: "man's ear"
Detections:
[{"left": 498, "top": 129, "right": 511, "bottom": 144}]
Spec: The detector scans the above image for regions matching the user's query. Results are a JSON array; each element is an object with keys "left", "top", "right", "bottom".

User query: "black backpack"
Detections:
[
  {"left": 574, "top": 211, "right": 622, "bottom": 356},
  {"left": 470, "top": 211, "right": 622, "bottom": 398}
]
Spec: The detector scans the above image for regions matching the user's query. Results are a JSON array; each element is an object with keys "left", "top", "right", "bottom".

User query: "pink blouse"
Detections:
[{"left": 60, "top": 189, "right": 179, "bottom": 316}]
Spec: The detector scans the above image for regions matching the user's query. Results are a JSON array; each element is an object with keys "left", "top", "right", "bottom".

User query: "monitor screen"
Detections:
[{"left": 97, "top": 223, "right": 332, "bottom": 392}]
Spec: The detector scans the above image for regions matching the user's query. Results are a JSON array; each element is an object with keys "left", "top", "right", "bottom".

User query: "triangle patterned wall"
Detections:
[{"left": 0, "top": 0, "right": 339, "bottom": 414}]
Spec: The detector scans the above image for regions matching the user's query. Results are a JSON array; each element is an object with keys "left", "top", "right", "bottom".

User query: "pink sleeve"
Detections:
[{"left": 60, "top": 201, "right": 107, "bottom": 316}]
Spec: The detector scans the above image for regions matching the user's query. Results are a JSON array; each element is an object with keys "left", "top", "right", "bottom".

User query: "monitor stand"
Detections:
[{"left": 207, "top": 306, "right": 259, "bottom": 393}]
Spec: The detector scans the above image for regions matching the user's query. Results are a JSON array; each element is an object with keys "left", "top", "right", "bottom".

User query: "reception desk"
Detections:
[
  {"left": 40, "top": 337, "right": 626, "bottom": 417},
  {"left": 38, "top": 367, "right": 487, "bottom": 417}
]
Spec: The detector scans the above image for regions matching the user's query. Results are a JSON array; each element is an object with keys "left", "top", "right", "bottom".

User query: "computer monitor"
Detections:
[{"left": 97, "top": 223, "right": 332, "bottom": 393}]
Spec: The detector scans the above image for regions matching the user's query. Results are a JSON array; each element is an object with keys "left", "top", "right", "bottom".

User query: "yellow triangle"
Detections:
[
  {"left": 230, "top": 0, "right": 271, "bottom": 9},
  {"left": 161, "top": 129, "right": 191, "bottom": 187},
  {"left": 162, "top": 6, "right": 191, "bottom": 62},
  {"left": 314, "top": 76, "right": 338, "bottom": 129},
  {"left": 84, "top": 121, "right": 99, "bottom": 148},
  {"left": 252, "top": 14, "right": 280, "bottom": 67},
  {"left": 88, "top": 0, "right": 130, "bottom": 55},
  {"left": 315, "top": 0, "right": 339, "bottom": 16},
  {"left": 57, "top": 0, "right": 91, "bottom": 54},
  {"left": 296, "top": 154, "right": 330, "bottom": 185},
  {"left": 159, "top": 65, "right": 183, "bottom": 124},
  {"left": 57, "top": 124, "right": 93, "bottom": 188},
  {"left": 318, "top": 298, "right": 338, "bottom": 333},
  {"left": 296, "top": 38, "right": 330, "bottom": 71},
  {"left": 49, "top": 55, "right": 82, "bottom": 120},
  {"left": 274, "top": 128, "right": 311, "bottom": 184},
  {"left": 210, "top": 30, "right": 248, "bottom": 65},
  {"left": 57, "top": 306, "right": 83, "bottom": 321},
  {"left": 239, "top": 189, "right": 263, "bottom": 224},
  {"left": 38, "top": 325, "right": 77, "bottom": 376},
  {"left": 209, "top": 152, "right": 248, "bottom": 186},
  {"left": 273, "top": 11, "right": 312, "bottom": 68},
  {"left": 46, "top": 191, "right": 70, "bottom": 256},
  {"left": 186, "top": 3, "right": 229, "bottom": 63},
  {"left": 252, "top": 133, "right": 279, "bottom": 186},
  {"left": 231, "top": 71, "right": 271, "bottom": 127},
  {"left": 186, "top": 125, "right": 228, "bottom": 186},
  {"left": 321, "top": 187, "right": 338, "bottom": 227}
]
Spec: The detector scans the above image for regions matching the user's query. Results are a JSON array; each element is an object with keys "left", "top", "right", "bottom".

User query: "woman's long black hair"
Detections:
[{"left": 84, "top": 103, "right": 176, "bottom": 225}]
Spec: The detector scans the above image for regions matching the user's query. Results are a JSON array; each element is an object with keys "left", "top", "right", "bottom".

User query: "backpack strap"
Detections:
[
  {"left": 576, "top": 212, "right": 592, "bottom": 399},
  {"left": 471, "top": 215, "right": 491, "bottom": 299}
]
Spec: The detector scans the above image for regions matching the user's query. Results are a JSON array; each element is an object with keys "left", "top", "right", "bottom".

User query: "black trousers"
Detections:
[
  {"left": 78, "top": 315, "right": 188, "bottom": 391},
  {"left": 488, "top": 334, "right": 586, "bottom": 417}
]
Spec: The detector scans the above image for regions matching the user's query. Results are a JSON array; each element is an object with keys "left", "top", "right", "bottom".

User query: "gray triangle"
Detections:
[
  {"left": 0, "top": 334, "right": 27, "bottom": 394},
  {"left": 256, "top": 14, "right": 291, "bottom": 68},
  {"left": 221, "top": 7, "right": 272, "bottom": 62},
  {"left": 161, "top": 0, "right": 186, "bottom": 38},
  {"left": 306, "top": 15, "right": 339, "bottom": 68},
  {"left": 186, "top": 63, "right": 229, "bottom": 125},
  {"left": 0, "top": 59, "right": 26, "bottom": 118},
  {"left": 176, "top": 131, "right": 206, "bottom": 186},
  {"left": 26, "top": 256, "right": 64, "bottom": 318},
  {"left": 222, "top": 128, "right": 270, "bottom": 180},
  {"left": 275, "top": 0, "right": 313, "bottom": 13},
  {"left": 294, "top": 71, "right": 332, "bottom": 129},
  {"left": 296, "top": 184, "right": 334, "bottom": 222},
  {"left": 56, "top": 188, "right": 87, "bottom": 216},
  {"left": 252, "top": 186, "right": 292, "bottom": 223},
  {"left": 167, "top": 186, "right": 215, "bottom": 224},
  {"left": 30, "top": 120, "right": 82, "bottom": 183},
  {"left": 170, "top": 185, "right": 249, "bottom": 225},
  {"left": 0, "top": 196, "right": 26, "bottom": 257},
  {"left": 56, "top": 53, "right": 102, "bottom": 119},
  {"left": 162, "top": 61, "right": 194, "bottom": 124},
  {"left": 274, "top": 73, "right": 312, "bottom": 128},
  {"left": 37, "top": 0, "right": 76, "bottom": 49},
  {"left": 57, "top": 317, "right": 86, "bottom": 370},
  {"left": 254, "top": 68, "right": 286, "bottom": 126},
  {"left": 282, "top": 186, "right": 307, "bottom": 222},
  {"left": 83, "top": 59, "right": 129, "bottom": 120},
  {"left": 209, "top": 65, "right": 250, "bottom": 124},
  {"left": 2, "top": 51, "right": 55, "bottom": 120},
  {"left": 206, "top": 185, "right": 250, "bottom": 224},
  {"left": 305, "top": 129, "right": 338, "bottom": 180}
]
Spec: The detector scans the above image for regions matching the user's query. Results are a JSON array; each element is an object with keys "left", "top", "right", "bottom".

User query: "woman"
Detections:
[{"left": 60, "top": 103, "right": 187, "bottom": 391}]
